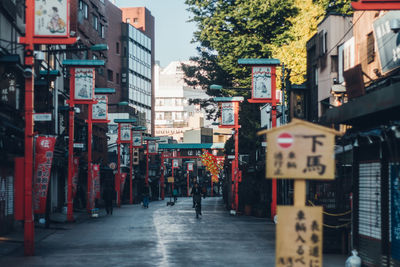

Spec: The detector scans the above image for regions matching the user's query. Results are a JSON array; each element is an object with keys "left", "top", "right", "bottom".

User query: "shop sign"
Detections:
[
  {"left": 188, "top": 162, "right": 194, "bottom": 171},
  {"left": 276, "top": 206, "right": 323, "bottom": 267},
  {"left": 373, "top": 11, "right": 400, "bottom": 73},
  {"left": 173, "top": 159, "right": 179, "bottom": 168},
  {"left": 148, "top": 140, "right": 158, "bottom": 154}
]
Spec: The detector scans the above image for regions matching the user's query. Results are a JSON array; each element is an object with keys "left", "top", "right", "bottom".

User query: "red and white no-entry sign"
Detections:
[{"left": 277, "top": 132, "right": 293, "bottom": 148}]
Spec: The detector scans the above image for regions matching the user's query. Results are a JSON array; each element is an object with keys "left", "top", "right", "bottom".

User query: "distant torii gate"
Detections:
[{"left": 158, "top": 143, "right": 225, "bottom": 200}]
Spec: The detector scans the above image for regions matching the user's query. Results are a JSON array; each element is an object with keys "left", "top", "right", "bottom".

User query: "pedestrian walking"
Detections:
[
  {"left": 142, "top": 184, "right": 150, "bottom": 208},
  {"left": 103, "top": 182, "right": 115, "bottom": 215},
  {"left": 191, "top": 182, "right": 203, "bottom": 216}
]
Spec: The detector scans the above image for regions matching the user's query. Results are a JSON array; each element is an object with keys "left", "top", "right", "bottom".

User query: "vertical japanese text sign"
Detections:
[
  {"left": 34, "top": 0, "right": 70, "bottom": 38},
  {"left": 120, "top": 124, "right": 131, "bottom": 143},
  {"left": 73, "top": 68, "right": 94, "bottom": 102},
  {"left": 276, "top": 206, "right": 323, "bottom": 267},
  {"left": 92, "top": 95, "right": 108, "bottom": 121},
  {"left": 260, "top": 119, "right": 341, "bottom": 180}
]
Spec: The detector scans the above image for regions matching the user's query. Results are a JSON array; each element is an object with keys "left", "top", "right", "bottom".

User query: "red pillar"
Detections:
[
  {"left": 187, "top": 171, "right": 190, "bottom": 197},
  {"left": 67, "top": 69, "right": 75, "bottom": 221},
  {"left": 160, "top": 153, "right": 165, "bottom": 200},
  {"left": 86, "top": 104, "right": 93, "bottom": 212},
  {"left": 145, "top": 141, "right": 149, "bottom": 186},
  {"left": 129, "top": 142, "right": 133, "bottom": 204},
  {"left": 172, "top": 164, "right": 175, "bottom": 192},
  {"left": 271, "top": 103, "right": 277, "bottom": 219},
  {"left": 116, "top": 141, "right": 121, "bottom": 207},
  {"left": 234, "top": 128, "right": 239, "bottom": 211},
  {"left": 23, "top": 0, "right": 35, "bottom": 256}
]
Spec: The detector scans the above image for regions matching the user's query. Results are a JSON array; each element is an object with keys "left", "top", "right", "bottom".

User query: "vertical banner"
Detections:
[
  {"left": 34, "top": 0, "right": 69, "bottom": 37},
  {"left": 92, "top": 95, "right": 108, "bottom": 121},
  {"left": 221, "top": 102, "right": 235, "bottom": 126},
  {"left": 188, "top": 162, "right": 194, "bottom": 171},
  {"left": 92, "top": 164, "right": 100, "bottom": 200},
  {"left": 33, "top": 136, "right": 56, "bottom": 214},
  {"left": 120, "top": 173, "right": 127, "bottom": 194},
  {"left": 173, "top": 159, "right": 179, "bottom": 168},
  {"left": 148, "top": 140, "right": 158, "bottom": 154},
  {"left": 120, "top": 123, "right": 131, "bottom": 142},
  {"left": 391, "top": 164, "right": 400, "bottom": 261},
  {"left": 132, "top": 131, "right": 142, "bottom": 147},
  {"left": 74, "top": 68, "right": 94, "bottom": 101},
  {"left": 252, "top": 66, "right": 272, "bottom": 99},
  {"left": 72, "top": 157, "right": 79, "bottom": 198}
]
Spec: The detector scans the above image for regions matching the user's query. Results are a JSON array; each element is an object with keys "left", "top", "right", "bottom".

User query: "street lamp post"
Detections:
[
  {"left": 144, "top": 137, "right": 160, "bottom": 186},
  {"left": 19, "top": 0, "right": 76, "bottom": 255},
  {"left": 62, "top": 60, "right": 106, "bottom": 216},
  {"left": 213, "top": 97, "right": 244, "bottom": 212},
  {"left": 131, "top": 126, "right": 145, "bottom": 204},
  {"left": 114, "top": 118, "right": 136, "bottom": 207}
]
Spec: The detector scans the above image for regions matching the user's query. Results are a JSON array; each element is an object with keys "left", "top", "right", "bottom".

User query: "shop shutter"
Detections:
[
  {"left": 389, "top": 163, "right": 400, "bottom": 262},
  {"left": 359, "top": 162, "right": 382, "bottom": 266}
]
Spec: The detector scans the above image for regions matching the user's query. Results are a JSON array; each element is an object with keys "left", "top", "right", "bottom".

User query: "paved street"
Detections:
[{"left": 0, "top": 197, "right": 346, "bottom": 266}]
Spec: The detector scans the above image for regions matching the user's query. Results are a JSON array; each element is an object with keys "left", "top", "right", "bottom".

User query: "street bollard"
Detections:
[{"left": 345, "top": 250, "right": 361, "bottom": 267}]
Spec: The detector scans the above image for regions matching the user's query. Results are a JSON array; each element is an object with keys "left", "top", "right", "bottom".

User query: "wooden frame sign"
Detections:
[{"left": 258, "top": 119, "right": 341, "bottom": 180}]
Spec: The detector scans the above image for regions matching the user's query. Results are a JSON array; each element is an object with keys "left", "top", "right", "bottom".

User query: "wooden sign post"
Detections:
[{"left": 258, "top": 119, "right": 341, "bottom": 266}]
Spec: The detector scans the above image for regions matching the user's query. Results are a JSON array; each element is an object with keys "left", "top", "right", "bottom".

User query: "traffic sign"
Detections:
[{"left": 277, "top": 132, "right": 293, "bottom": 149}]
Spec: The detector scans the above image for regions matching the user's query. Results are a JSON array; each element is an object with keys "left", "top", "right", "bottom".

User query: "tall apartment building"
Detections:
[{"left": 121, "top": 7, "right": 155, "bottom": 136}]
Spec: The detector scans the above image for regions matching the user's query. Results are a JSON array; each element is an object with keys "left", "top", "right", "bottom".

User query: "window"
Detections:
[
  {"left": 133, "top": 18, "right": 139, "bottom": 23},
  {"left": 164, "top": 112, "right": 172, "bottom": 120},
  {"left": 126, "top": 18, "right": 130, "bottom": 23},
  {"left": 116, "top": 42, "right": 120, "bottom": 54},
  {"left": 93, "top": 15, "right": 98, "bottom": 30},
  {"left": 100, "top": 24, "right": 105, "bottom": 38},
  {"left": 367, "top": 32, "right": 375, "bottom": 64},
  {"left": 116, "top": 73, "right": 120, "bottom": 84},
  {"left": 79, "top": 1, "right": 88, "bottom": 19},
  {"left": 107, "top": 69, "right": 113, "bottom": 81}
]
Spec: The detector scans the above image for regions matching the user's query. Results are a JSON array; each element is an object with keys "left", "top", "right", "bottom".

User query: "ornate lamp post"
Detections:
[{"left": 130, "top": 126, "right": 146, "bottom": 204}]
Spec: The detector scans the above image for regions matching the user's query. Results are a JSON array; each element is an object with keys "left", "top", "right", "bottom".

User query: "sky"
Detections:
[{"left": 115, "top": 0, "right": 198, "bottom": 67}]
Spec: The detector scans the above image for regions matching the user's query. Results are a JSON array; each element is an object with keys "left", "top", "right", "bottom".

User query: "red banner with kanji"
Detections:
[
  {"left": 72, "top": 157, "right": 79, "bottom": 198},
  {"left": 33, "top": 136, "right": 56, "bottom": 214},
  {"left": 120, "top": 173, "right": 127, "bottom": 194}
]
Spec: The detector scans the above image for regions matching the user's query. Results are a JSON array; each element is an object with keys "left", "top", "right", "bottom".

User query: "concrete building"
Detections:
[
  {"left": 306, "top": 13, "right": 353, "bottom": 122},
  {"left": 0, "top": 0, "right": 25, "bottom": 235},
  {"left": 154, "top": 61, "right": 211, "bottom": 142},
  {"left": 322, "top": 10, "right": 400, "bottom": 266}
]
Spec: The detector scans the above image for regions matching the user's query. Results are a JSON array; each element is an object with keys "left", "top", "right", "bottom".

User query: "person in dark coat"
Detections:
[
  {"left": 191, "top": 182, "right": 203, "bottom": 215},
  {"left": 142, "top": 184, "right": 150, "bottom": 208},
  {"left": 103, "top": 182, "right": 115, "bottom": 215}
]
